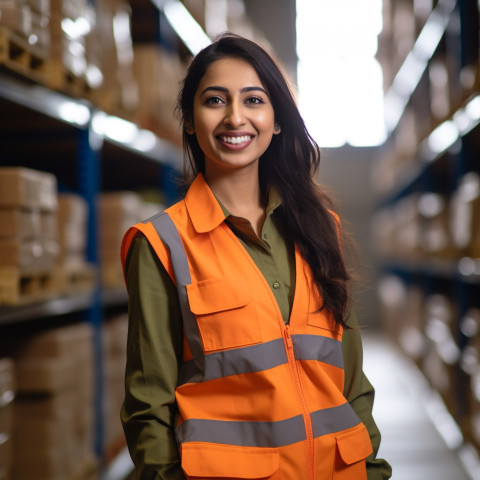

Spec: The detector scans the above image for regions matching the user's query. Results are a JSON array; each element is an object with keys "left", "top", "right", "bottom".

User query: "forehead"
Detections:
[{"left": 197, "top": 57, "right": 264, "bottom": 92}]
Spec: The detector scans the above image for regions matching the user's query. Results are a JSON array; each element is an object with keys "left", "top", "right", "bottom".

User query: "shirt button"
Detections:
[{"left": 272, "top": 282, "right": 280, "bottom": 289}]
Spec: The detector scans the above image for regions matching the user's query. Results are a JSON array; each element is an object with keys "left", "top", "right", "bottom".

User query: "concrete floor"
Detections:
[{"left": 362, "top": 333, "right": 479, "bottom": 480}]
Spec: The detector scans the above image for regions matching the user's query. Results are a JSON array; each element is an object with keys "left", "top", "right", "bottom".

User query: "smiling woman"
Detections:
[
  {"left": 120, "top": 33, "right": 391, "bottom": 480},
  {"left": 189, "top": 57, "right": 279, "bottom": 181}
]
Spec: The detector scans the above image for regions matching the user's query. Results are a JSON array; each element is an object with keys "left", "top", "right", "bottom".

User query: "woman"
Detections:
[{"left": 121, "top": 33, "right": 391, "bottom": 480}]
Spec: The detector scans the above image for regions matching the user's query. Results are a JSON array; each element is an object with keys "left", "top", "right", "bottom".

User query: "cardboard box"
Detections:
[
  {"left": 0, "top": 208, "right": 41, "bottom": 239},
  {"left": 26, "top": 0, "right": 50, "bottom": 16},
  {"left": 0, "top": 168, "right": 57, "bottom": 212},
  {"left": 0, "top": 358, "right": 15, "bottom": 400},
  {"left": 57, "top": 193, "right": 88, "bottom": 256},
  {"left": 0, "top": 359, "right": 14, "bottom": 480},
  {"left": 0, "top": 431, "right": 12, "bottom": 480},
  {"left": 133, "top": 43, "right": 184, "bottom": 138},
  {"left": 15, "top": 416, "right": 74, "bottom": 451},
  {"left": 0, "top": 0, "right": 19, "bottom": 31},
  {"left": 0, "top": 238, "right": 58, "bottom": 269},
  {"left": 14, "top": 445, "right": 71, "bottom": 480},
  {"left": 15, "top": 390, "right": 77, "bottom": 421},
  {"left": 12, "top": 322, "right": 93, "bottom": 360},
  {"left": 16, "top": 356, "right": 79, "bottom": 393}
]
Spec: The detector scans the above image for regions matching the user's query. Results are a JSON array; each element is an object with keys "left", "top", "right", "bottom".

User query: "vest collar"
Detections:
[
  {"left": 185, "top": 174, "right": 283, "bottom": 233},
  {"left": 185, "top": 174, "right": 226, "bottom": 233}
]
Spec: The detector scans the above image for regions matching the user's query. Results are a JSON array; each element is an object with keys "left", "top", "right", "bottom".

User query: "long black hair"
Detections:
[{"left": 177, "top": 33, "right": 351, "bottom": 328}]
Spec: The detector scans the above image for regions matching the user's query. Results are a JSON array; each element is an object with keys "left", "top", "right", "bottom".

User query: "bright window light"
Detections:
[
  {"left": 159, "top": 0, "right": 211, "bottom": 55},
  {"left": 296, "top": 0, "right": 386, "bottom": 147}
]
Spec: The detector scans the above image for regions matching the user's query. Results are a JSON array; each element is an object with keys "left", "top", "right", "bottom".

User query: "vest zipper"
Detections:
[{"left": 284, "top": 325, "right": 315, "bottom": 480}]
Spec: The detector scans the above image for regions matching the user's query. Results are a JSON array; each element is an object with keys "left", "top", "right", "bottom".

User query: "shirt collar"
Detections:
[{"left": 185, "top": 174, "right": 282, "bottom": 233}]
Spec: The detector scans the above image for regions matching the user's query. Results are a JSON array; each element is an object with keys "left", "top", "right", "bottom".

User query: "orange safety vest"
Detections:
[{"left": 121, "top": 174, "right": 373, "bottom": 480}]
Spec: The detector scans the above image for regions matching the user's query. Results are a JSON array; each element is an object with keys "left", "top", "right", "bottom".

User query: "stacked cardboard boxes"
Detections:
[
  {"left": 0, "top": 0, "right": 51, "bottom": 51},
  {"left": 56, "top": 192, "right": 96, "bottom": 294},
  {"left": 0, "top": 167, "right": 59, "bottom": 305},
  {"left": 5, "top": 322, "right": 97, "bottom": 480},
  {"left": 88, "top": 0, "right": 138, "bottom": 115},
  {"left": 0, "top": 358, "right": 15, "bottom": 480},
  {"left": 49, "top": 0, "right": 96, "bottom": 92},
  {"left": 102, "top": 313, "right": 128, "bottom": 461},
  {"left": 98, "top": 191, "right": 143, "bottom": 289},
  {"left": 460, "top": 308, "right": 480, "bottom": 448},
  {"left": 133, "top": 43, "right": 185, "bottom": 144}
]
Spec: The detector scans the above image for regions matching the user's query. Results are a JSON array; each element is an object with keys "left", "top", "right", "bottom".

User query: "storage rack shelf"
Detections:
[
  {"left": 375, "top": 0, "right": 480, "bottom": 473},
  {"left": 0, "top": 1, "right": 187, "bottom": 479},
  {"left": 0, "top": 287, "right": 128, "bottom": 327}
]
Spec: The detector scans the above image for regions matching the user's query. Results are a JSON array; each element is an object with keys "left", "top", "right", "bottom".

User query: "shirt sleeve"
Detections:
[
  {"left": 343, "top": 311, "right": 392, "bottom": 480},
  {"left": 121, "top": 234, "right": 186, "bottom": 480}
]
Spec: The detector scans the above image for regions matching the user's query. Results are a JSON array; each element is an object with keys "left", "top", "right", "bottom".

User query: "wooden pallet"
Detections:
[
  {"left": 54, "top": 262, "right": 96, "bottom": 295},
  {"left": 49, "top": 58, "right": 92, "bottom": 98},
  {"left": 0, "top": 26, "right": 57, "bottom": 88},
  {"left": 0, "top": 266, "right": 58, "bottom": 306}
]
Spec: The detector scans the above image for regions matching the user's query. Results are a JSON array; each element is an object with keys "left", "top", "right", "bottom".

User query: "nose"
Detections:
[{"left": 224, "top": 100, "right": 245, "bottom": 128}]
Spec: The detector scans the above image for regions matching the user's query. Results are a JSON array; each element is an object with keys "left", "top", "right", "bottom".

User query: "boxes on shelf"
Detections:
[
  {"left": 49, "top": 0, "right": 95, "bottom": 93},
  {"left": 98, "top": 191, "right": 143, "bottom": 288},
  {"left": 450, "top": 172, "right": 480, "bottom": 259},
  {"left": 377, "top": 274, "right": 427, "bottom": 362},
  {"left": 0, "top": 358, "right": 15, "bottom": 480},
  {"left": 460, "top": 308, "right": 480, "bottom": 447},
  {"left": 87, "top": 0, "right": 138, "bottom": 116},
  {"left": 0, "top": 167, "right": 60, "bottom": 306},
  {"left": 0, "top": 0, "right": 50, "bottom": 48},
  {"left": 56, "top": 192, "right": 96, "bottom": 294},
  {"left": 102, "top": 313, "right": 128, "bottom": 461},
  {"left": 5, "top": 322, "right": 96, "bottom": 480},
  {"left": 418, "top": 192, "right": 454, "bottom": 260},
  {"left": 0, "top": 1, "right": 21, "bottom": 31},
  {"left": 421, "top": 294, "right": 460, "bottom": 417},
  {"left": 370, "top": 195, "right": 422, "bottom": 259},
  {"left": 0, "top": 167, "right": 57, "bottom": 211},
  {"left": 132, "top": 43, "right": 185, "bottom": 144}
]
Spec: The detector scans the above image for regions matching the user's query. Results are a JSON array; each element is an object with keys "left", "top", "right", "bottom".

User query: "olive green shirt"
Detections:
[{"left": 121, "top": 190, "right": 392, "bottom": 480}]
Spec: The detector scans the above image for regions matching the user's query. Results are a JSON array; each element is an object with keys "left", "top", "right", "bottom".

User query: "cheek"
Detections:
[{"left": 257, "top": 111, "right": 275, "bottom": 131}]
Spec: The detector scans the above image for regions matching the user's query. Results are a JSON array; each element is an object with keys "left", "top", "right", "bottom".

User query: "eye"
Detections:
[
  {"left": 245, "top": 96, "right": 264, "bottom": 105},
  {"left": 205, "top": 96, "right": 225, "bottom": 105}
]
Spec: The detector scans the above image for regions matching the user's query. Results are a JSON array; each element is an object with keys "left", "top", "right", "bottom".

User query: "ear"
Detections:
[{"left": 185, "top": 120, "right": 195, "bottom": 135}]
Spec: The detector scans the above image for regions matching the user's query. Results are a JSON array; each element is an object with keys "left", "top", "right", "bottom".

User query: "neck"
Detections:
[{"left": 204, "top": 166, "right": 266, "bottom": 235}]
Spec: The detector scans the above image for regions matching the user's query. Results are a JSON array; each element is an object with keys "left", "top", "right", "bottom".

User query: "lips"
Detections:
[{"left": 216, "top": 133, "right": 254, "bottom": 149}]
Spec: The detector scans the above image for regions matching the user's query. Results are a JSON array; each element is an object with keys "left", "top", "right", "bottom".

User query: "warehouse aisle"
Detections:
[{"left": 362, "top": 333, "right": 476, "bottom": 480}]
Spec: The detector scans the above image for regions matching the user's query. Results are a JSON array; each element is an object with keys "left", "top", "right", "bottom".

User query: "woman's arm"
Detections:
[
  {"left": 121, "top": 235, "right": 186, "bottom": 480},
  {"left": 343, "top": 311, "right": 392, "bottom": 480}
]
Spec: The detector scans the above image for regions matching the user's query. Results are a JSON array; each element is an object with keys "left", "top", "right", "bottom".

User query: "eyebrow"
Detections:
[{"left": 200, "top": 86, "right": 268, "bottom": 96}]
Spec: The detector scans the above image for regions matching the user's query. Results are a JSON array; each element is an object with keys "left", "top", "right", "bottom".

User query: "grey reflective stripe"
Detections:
[
  {"left": 311, "top": 402, "right": 361, "bottom": 438},
  {"left": 178, "top": 334, "right": 343, "bottom": 385},
  {"left": 178, "top": 338, "right": 287, "bottom": 385},
  {"left": 176, "top": 414, "right": 306, "bottom": 447},
  {"left": 146, "top": 213, "right": 205, "bottom": 371},
  {"left": 292, "top": 334, "right": 344, "bottom": 369},
  {"left": 176, "top": 403, "right": 361, "bottom": 447}
]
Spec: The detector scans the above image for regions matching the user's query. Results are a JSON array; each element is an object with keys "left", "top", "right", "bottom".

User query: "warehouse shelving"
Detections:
[
  {"left": 0, "top": 4, "right": 183, "bottom": 480},
  {"left": 374, "top": 0, "right": 480, "bottom": 472},
  {"left": 0, "top": 0, "right": 279, "bottom": 478}
]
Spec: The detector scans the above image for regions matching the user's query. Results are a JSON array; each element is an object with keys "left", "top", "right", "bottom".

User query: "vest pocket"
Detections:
[
  {"left": 334, "top": 423, "right": 373, "bottom": 480},
  {"left": 187, "top": 277, "right": 262, "bottom": 352},
  {"left": 181, "top": 443, "right": 280, "bottom": 479}
]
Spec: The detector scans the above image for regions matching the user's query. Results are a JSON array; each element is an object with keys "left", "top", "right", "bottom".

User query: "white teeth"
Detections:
[{"left": 220, "top": 135, "right": 251, "bottom": 145}]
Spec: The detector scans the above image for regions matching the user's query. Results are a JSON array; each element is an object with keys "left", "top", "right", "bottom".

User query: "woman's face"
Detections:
[{"left": 190, "top": 57, "right": 279, "bottom": 175}]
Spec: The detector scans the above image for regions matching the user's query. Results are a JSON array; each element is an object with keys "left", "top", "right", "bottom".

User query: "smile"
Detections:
[{"left": 219, "top": 135, "right": 252, "bottom": 145}]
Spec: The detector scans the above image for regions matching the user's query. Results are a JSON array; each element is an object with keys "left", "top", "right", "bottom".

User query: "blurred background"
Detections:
[{"left": 0, "top": 0, "right": 479, "bottom": 479}]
